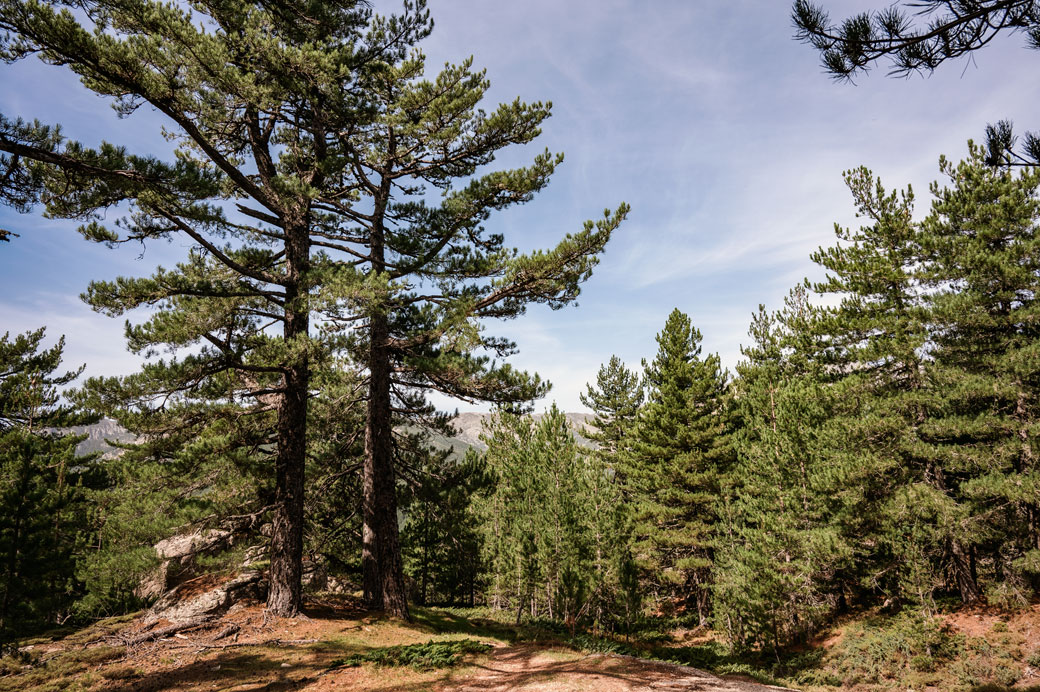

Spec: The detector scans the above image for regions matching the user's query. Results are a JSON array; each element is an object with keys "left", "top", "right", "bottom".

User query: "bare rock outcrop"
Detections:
[
  {"left": 136, "top": 529, "right": 237, "bottom": 601},
  {"left": 147, "top": 571, "right": 267, "bottom": 624}
]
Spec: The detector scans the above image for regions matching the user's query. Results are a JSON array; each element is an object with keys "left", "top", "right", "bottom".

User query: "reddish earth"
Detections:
[
  {"left": 942, "top": 601, "right": 1040, "bottom": 639},
  {"left": 13, "top": 595, "right": 791, "bottom": 692},
  {"left": 438, "top": 644, "right": 791, "bottom": 691}
]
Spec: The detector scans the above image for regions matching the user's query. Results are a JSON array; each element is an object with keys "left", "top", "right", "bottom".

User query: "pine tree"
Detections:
[
  {"left": 806, "top": 168, "right": 959, "bottom": 611},
  {"left": 714, "top": 292, "right": 842, "bottom": 649},
  {"left": 0, "top": 0, "right": 627, "bottom": 618},
  {"left": 579, "top": 357, "right": 641, "bottom": 629},
  {"left": 624, "top": 309, "right": 734, "bottom": 624},
  {"left": 581, "top": 355, "right": 642, "bottom": 463},
  {"left": 0, "top": 329, "right": 99, "bottom": 630},
  {"left": 920, "top": 146, "right": 1040, "bottom": 604}
]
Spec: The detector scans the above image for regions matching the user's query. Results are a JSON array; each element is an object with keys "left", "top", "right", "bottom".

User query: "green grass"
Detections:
[{"left": 328, "top": 639, "right": 492, "bottom": 671}]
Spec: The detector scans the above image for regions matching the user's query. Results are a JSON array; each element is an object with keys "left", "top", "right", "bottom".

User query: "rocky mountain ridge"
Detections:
[
  {"left": 447, "top": 411, "right": 594, "bottom": 450},
  {"left": 66, "top": 417, "right": 137, "bottom": 458}
]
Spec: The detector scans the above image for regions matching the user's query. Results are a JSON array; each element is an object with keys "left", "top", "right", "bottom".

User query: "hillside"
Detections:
[{"left": 444, "top": 411, "right": 595, "bottom": 451}]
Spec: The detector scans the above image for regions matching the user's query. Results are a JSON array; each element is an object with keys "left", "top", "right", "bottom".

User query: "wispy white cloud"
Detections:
[
  {"left": 0, "top": 293, "right": 144, "bottom": 382},
  {"left": 6, "top": 0, "right": 1040, "bottom": 416}
]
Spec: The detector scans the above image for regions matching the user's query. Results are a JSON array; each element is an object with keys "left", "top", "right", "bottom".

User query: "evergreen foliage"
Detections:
[
  {"left": 920, "top": 147, "right": 1040, "bottom": 604},
  {"left": 399, "top": 447, "right": 488, "bottom": 607},
  {"left": 624, "top": 309, "right": 734, "bottom": 624},
  {"left": 714, "top": 294, "right": 838, "bottom": 650},
  {"left": 4, "top": 0, "right": 1040, "bottom": 660},
  {"left": 0, "top": 329, "right": 99, "bottom": 630},
  {"left": 718, "top": 148, "right": 1040, "bottom": 648},
  {"left": 793, "top": 1, "right": 1040, "bottom": 165},
  {"left": 478, "top": 405, "right": 632, "bottom": 631},
  {"left": 806, "top": 169, "right": 942, "bottom": 612},
  {"left": 792, "top": 0, "right": 1040, "bottom": 80},
  {"left": 580, "top": 355, "right": 642, "bottom": 463}
]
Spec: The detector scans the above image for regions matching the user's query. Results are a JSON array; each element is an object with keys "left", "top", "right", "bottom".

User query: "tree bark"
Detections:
[
  {"left": 362, "top": 170, "right": 410, "bottom": 620},
  {"left": 363, "top": 307, "right": 410, "bottom": 619},
  {"left": 362, "top": 520, "right": 380, "bottom": 608},
  {"left": 949, "top": 538, "right": 981, "bottom": 604},
  {"left": 267, "top": 224, "right": 310, "bottom": 617}
]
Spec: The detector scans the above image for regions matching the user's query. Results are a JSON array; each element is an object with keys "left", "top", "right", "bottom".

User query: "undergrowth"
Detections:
[{"left": 328, "top": 639, "right": 492, "bottom": 671}]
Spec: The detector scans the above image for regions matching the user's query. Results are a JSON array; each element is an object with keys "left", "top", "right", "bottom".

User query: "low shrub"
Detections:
[{"left": 820, "top": 611, "right": 962, "bottom": 686}]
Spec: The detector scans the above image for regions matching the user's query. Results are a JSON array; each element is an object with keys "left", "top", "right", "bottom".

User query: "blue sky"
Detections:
[{"left": 2, "top": 1, "right": 1039, "bottom": 413}]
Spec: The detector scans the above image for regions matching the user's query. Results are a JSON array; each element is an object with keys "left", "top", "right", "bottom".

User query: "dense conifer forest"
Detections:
[{"left": 2, "top": 1, "right": 1040, "bottom": 690}]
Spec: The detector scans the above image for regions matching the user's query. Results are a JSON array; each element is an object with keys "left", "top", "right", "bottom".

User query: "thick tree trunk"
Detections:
[
  {"left": 267, "top": 226, "right": 310, "bottom": 617},
  {"left": 268, "top": 361, "right": 307, "bottom": 616},
  {"left": 362, "top": 175, "right": 410, "bottom": 620},
  {"left": 363, "top": 308, "right": 410, "bottom": 620}
]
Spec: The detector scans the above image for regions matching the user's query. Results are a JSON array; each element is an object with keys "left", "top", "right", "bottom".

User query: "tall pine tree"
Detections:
[
  {"left": 0, "top": 0, "right": 626, "bottom": 618},
  {"left": 920, "top": 146, "right": 1040, "bottom": 604},
  {"left": 0, "top": 329, "right": 99, "bottom": 630},
  {"left": 624, "top": 309, "right": 734, "bottom": 624},
  {"left": 714, "top": 291, "right": 840, "bottom": 649}
]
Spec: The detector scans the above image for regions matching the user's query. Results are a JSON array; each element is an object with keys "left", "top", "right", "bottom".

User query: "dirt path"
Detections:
[{"left": 439, "top": 644, "right": 794, "bottom": 692}]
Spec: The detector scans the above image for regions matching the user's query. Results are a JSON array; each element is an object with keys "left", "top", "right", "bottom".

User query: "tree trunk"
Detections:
[
  {"left": 362, "top": 521, "right": 380, "bottom": 608},
  {"left": 363, "top": 307, "right": 410, "bottom": 620},
  {"left": 362, "top": 175, "right": 410, "bottom": 620},
  {"left": 420, "top": 501, "right": 429, "bottom": 606},
  {"left": 950, "top": 539, "right": 981, "bottom": 604},
  {"left": 267, "top": 225, "right": 310, "bottom": 617}
]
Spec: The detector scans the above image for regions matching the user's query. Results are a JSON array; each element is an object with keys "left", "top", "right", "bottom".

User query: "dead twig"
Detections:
[
  {"left": 212, "top": 623, "right": 240, "bottom": 641},
  {"left": 166, "top": 637, "right": 319, "bottom": 651}
]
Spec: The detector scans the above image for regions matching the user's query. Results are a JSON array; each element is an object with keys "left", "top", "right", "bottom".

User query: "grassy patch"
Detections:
[
  {"left": 99, "top": 664, "right": 142, "bottom": 680},
  {"left": 61, "top": 613, "right": 137, "bottom": 646},
  {"left": 329, "top": 639, "right": 492, "bottom": 671}
]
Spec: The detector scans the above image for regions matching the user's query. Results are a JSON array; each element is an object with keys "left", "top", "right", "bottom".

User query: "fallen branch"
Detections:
[
  {"left": 166, "top": 637, "right": 318, "bottom": 651},
  {"left": 212, "top": 624, "right": 240, "bottom": 641},
  {"left": 125, "top": 618, "right": 213, "bottom": 645}
]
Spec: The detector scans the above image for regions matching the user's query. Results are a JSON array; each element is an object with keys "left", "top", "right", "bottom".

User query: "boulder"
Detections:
[
  {"left": 148, "top": 571, "right": 267, "bottom": 624},
  {"left": 155, "top": 529, "right": 233, "bottom": 563},
  {"left": 302, "top": 559, "right": 328, "bottom": 592},
  {"left": 135, "top": 561, "right": 172, "bottom": 602},
  {"left": 324, "top": 576, "right": 354, "bottom": 595},
  {"left": 136, "top": 529, "right": 240, "bottom": 602}
]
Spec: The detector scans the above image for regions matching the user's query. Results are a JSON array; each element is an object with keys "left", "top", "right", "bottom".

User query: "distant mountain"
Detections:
[
  {"left": 67, "top": 418, "right": 137, "bottom": 458},
  {"left": 446, "top": 411, "right": 595, "bottom": 451},
  {"left": 68, "top": 411, "right": 596, "bottom": 460}
]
